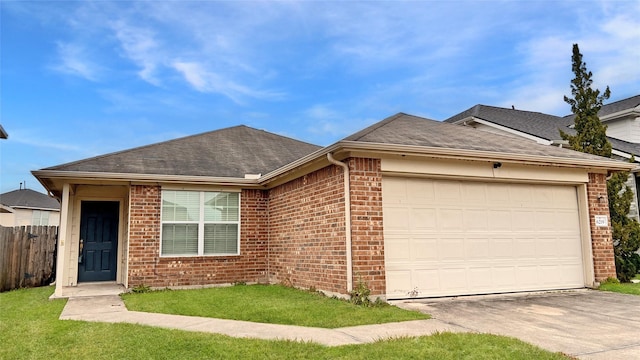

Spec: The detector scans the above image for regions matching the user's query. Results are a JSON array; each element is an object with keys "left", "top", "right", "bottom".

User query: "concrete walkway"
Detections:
[{"left": 59, "top": 295, "right": 460, "bottom": 346}]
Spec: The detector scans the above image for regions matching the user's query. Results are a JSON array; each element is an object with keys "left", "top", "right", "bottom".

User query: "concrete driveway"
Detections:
[{"left": 392, "top": 290, "right": 640, "bottom": 359}]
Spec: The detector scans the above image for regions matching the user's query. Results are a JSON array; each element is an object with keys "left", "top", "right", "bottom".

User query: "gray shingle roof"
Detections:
[
  {"left": 444, "top": 104, "right": 569, "bottom": 141},
  {"left": 445, "top": 96, "right": 640, "bottom": 158},
  {"left": 44, "top": 125, "right": 321, "bottom": 178},
  {"left": 345, "top": 113, "right": 617, "bottom": 162},
  {"left": 564, "top": 94, "right": 640, "bottom": 122},
  {"left": 0, "top": 189, "right": 60, "bottom": 210}
]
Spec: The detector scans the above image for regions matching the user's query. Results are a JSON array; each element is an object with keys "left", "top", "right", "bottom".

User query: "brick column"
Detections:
[
  {"left": 586, "top": 173, "right": 617, "bottom": 281},
  {"left": 128, "top": 185, "right": 162, "bottom": 287},
  {"left": 348, "top": 158, "right": 386, "bottom": 295}
]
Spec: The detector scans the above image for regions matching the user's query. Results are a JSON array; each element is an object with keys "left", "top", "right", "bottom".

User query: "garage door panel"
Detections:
[
  {"left": 383, "top": 207, "right": 410, "bottom": 230},
  {"left": 464, "top": 209, "right": 489, "bottom": 230},
  {"left": 383, "top": 177, "right": 585, "bottom": 299},
  {"left": 462, "top": 182, "right": 487, "bottom": 202},
  {"left": 534, "top": 210, "right": 558, "bottom": 230},
  {"left": 467, "top": 238, "right": 490, "bottom": 259},
  {"left": 492, "top": 266, "right": 517, "bottom": 287},
  {"left": 384, "top": 235, "right": 411, "bottom": 261},
  {"left": 490, "top": 238, "right": 515, "bottom": 258},
  {"left": 412, "top": 237, "right": 438, "bottom": 261},
  {"left": 514, "top": 238, "right": 537, "bottom": 258},
  {"left": 488, "top": 210, "right": 512, "bottom": 230},
  {"left": 385, "top": 270, "right": 413, "bottom": 297},
  {"left": 439, "top": 209, "right": 464, "bottom": 229},
  {"left": 435, "top": 182, "right": 462, "bottom": 201},
  {"left": 411, "top": 208, "right": 437, "bottom": 230},
  {"left": 512, "top": 211, "right": 535, "bottom": 231}
]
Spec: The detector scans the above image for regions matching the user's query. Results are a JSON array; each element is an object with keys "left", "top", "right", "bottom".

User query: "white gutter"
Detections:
[
  {"left": 32, "top": 170, "right": 261, "bottom": 187},
  {"left": 599, "top": 107, "right": 640, "bottom": 123},
  {"left": 326, "top": 152, "right": 353, "bottom": 293}
]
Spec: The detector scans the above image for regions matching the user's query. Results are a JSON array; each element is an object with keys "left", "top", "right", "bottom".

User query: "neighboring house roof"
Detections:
[
  {"left": 0, "top": 189, "right": 60, "bottom": 211},
  {"left": 0, "top": 124, "right": 7, "bottom": 139},
  {"left": 344, "top": 113, "right": 622, "bottom": 162},
  {"left": 42, "top": 125, "right": 321, "bottom": 178},
  {"left": 445, "top": 98, "right": 640, "bottom": 159},
  {"left": 443, "top": 105, "right": 568, "bottom": 141},
  {"left": 564, "top": 94, "right": 640, "bottom": 122}
]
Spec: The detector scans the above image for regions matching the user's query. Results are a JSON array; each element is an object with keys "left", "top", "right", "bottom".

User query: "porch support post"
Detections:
[{"left": 53, "top": 183, "right": 70, "bottom": 298}]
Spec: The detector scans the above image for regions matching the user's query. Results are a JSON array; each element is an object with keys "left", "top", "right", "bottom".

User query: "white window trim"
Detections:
[{"left": 160, "top": 190, "right": 241, "bottom": 257}]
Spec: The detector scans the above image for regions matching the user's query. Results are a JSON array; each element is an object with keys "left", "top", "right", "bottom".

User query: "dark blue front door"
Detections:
[{"left": 78, "top": 201, "right": 119, "bottom": 282}]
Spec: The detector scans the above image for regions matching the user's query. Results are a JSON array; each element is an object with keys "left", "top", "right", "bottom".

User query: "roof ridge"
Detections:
[
  {"left": 42, "top": 125, "right": 247, "bottom": 170},
  {"left": 604, "top": 94, "right": 640, "bottom": 107},
  {"left": 478, "top": 104, "right": 563, "bottom": 118},
  {"left": 342, "top": 113, "right": 407, "bottom": 141},
  {"left": 42, "top": 125, "right": 319, "bottom": 171}
]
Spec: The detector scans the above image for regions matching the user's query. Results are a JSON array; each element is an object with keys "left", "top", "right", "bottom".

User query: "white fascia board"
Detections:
[
  {"left": 612, "top": 149, "right": 634, "bottom": 160},
  {"left": 469, "top": 117, "right": 553, "bottom": 145},
  {"left": 10, "top": 206, "right": 60, "bottom": 212},
  {"left": 336, "top": 141, "right": 636, "bottom": 171},
  {"left": 0, "top": 204, "right": 15, "bottom": 213},
  {"left": 600, "top": 107, "right": 640, "bottom": 122},
  {"left": 32, "top": 170, "right": 260, "bottom": 188}
]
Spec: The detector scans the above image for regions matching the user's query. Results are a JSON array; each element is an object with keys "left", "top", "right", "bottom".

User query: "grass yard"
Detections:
[
  {"left": 0, "top": 286, "right": 572, "bottom": 360},
  {"left": 122, "top": 284, "right": 427, "bottom": 328},
  {"left": 599, "top": 280, "right": 640, "bottom": 295}
]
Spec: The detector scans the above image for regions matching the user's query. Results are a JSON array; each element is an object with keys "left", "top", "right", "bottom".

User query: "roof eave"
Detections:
[
  {"left": 32, "top": 170, "right": 261, "bottom": 195},
  {"left": 334, "top": 141, "right": 635, "bottom": 171},
  {"left": 600, "top": 108, "right": 640, "bottom": 122}
]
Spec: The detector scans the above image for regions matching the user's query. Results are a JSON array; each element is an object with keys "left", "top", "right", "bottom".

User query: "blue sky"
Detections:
[{"left": 1, "top": 1, "right": 639, "bottom": 194}]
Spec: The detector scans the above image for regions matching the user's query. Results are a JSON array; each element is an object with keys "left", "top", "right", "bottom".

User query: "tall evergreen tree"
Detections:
[
  {"left": 560, "top": 44, "right": 611, "bottom": 157},
  {"left": 608, "top": 167, "right": 640, "bottom": 281},
  {"left": 562, "top": 44, "right": 640, "bottom": 282}
]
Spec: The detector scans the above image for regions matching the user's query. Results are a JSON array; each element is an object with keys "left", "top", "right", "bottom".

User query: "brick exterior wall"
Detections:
[
  {"left": 586, "top": 173, "right": 617, "bottom": 281},
  {"left": 123, "top": 163, "right": 617, "bottom": 294},
  {"left": 127, "top": 185, "right": 269, "bottom": 288},
  {"left": 348, "top": 158, "right": 385, "bottom": 295},
  {"left": 268, "top": 165, "right": 347, "bottom": 293}
]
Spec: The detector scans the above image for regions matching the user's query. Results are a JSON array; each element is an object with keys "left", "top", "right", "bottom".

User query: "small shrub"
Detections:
[
  {"left": 131, "top": 284, "right": 152, "bottom": 293},
  {"left": 601, "top": 277, "right": 620, "bottom": 285},
  {"left": 349, "top": 278, "right": 372, "bottom": 306},
  {"left": 233, "top": 281, "right": 247, "bottom": 286}
]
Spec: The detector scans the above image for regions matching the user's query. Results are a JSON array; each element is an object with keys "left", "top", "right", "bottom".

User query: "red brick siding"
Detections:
[
  {"left": 127, "top": 186, "right": 269, "bottom": 287},
  {"left": 348, "top": 158, "right": 385, "bottom": 295},
  {"left": 586, "top": 173, "right": 617, "bottom": 281},
  {"left": 268, "top": 165, "right": 347, "bottom": 293}
]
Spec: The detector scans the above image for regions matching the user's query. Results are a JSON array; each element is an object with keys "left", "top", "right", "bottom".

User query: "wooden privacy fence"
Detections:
[{"left": 0, "top": 226, "right": 57, "bottom": 292}]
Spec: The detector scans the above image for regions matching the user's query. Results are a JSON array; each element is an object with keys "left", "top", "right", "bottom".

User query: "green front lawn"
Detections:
[
  {"left": 0, "top": 286, "right": 570, "bottom": 359},
  {"left": 122, "top": 284, "right": 427, "bottom": 328},
  {"left": 599, "top": 281, "right": 640, "bottom": 295}
]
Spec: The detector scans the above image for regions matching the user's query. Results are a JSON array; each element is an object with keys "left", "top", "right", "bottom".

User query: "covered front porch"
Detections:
[{"left": 50, "top": 184, "right": 130, "bottom": 298}]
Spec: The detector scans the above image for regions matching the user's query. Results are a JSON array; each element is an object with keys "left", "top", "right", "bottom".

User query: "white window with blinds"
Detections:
[
  {"left": 161, "top": 190, "right": 240, "bottom": 256},
  {"left": 32, "top": 210, "right": 50, "bottom": 226}
]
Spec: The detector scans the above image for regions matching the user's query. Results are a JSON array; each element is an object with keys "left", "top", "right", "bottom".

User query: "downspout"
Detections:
[{"left": 327, "top": 153, "right": 353, "bottom": 292}]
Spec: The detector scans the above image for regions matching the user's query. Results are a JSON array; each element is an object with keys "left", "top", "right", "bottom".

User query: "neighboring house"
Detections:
[
  {"left": 33, "top": 116, "right": 633, "bottom": 299},
  {"left": 445, "top": 95, "right": 640, "bottom": 222},
  {"left": 0, "top": 124, "right": 7, "bottom": 139},
  {"left": 0, "top": 188, "right": 61, "bottom": 227}
]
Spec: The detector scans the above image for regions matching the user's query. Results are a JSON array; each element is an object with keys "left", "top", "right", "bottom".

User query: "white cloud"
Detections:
[
  {"left": 53, "top": 42, "right": 100, "bottom": 81},
  {"left": 110, "top": 20, "right": 161, "bottom": 85},
  {"left": 9, "top": 129, "right": 83, "bottom": 152},
  {"left": 172, "top": 61, "right": 284, "bottom": 103}
]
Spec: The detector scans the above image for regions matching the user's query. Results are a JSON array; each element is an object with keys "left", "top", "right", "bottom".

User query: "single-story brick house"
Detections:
[{"left": 33, "top": 113, "right": 634, "bottom": 299}]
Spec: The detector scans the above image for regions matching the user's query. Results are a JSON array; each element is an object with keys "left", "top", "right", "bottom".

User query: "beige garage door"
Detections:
[{"left": 383, "top": 177, "right": 585, "bottom": 299}]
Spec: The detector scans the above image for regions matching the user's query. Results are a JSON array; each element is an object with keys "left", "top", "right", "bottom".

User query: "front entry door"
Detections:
[{"left": 78, "top": 201, "right": 119, "bottom": 282}]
